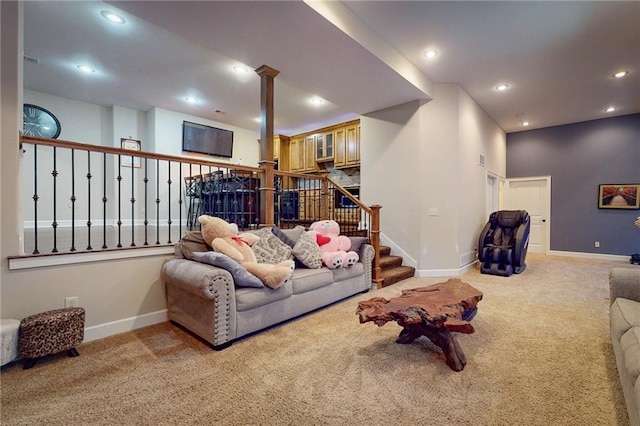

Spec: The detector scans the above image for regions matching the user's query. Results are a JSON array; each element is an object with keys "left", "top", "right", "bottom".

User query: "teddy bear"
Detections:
[
  {"left": 306, "top": 219, "right": 359, "bottom": 269},
  {"left": 198, "top": 215, "right": 294, "bottom": 289}
]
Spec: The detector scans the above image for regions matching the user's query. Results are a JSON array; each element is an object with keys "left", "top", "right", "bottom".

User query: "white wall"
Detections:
[
  {"left": 152, "top": 107, "right": 259, "bottom": 166},
  {"left": 456, "top": 87, "right": 506, "bottom": 268},
  {"left": 361, "top": 100, "right": 422, "bottom": 266},
  {"left": 361, "top": 83, "right": 506, "bottom": 275},
  {"left": 20, "top": 92, "right": 261, "bottom": 228}
]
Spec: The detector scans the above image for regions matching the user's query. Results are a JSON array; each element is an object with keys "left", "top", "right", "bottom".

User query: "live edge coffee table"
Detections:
[{"left": 356, "top": 279, "right": 483, "bottom": 372}]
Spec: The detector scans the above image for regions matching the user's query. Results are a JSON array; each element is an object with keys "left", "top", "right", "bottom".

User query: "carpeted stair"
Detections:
[{"left": 379, "top": 245, "right": 415, "bottom": 287}]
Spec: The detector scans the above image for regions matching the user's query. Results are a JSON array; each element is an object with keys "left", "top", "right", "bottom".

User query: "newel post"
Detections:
[
  {"left": 255, "top": 65, "right": 280, "bottom": 227},
  {"left": 370, "top": 204, "right": 383, "bottom": 288}
]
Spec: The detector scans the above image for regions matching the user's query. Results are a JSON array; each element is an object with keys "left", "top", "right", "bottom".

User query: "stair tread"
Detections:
[
  {"left": 381, "top": 265, "right": 415, "bottom": 287},
  {"left": 379, "top": 255, "right": 403, "bottom": 268}
]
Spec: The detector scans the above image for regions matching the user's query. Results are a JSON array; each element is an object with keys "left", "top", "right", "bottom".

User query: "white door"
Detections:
[
  {"left": 486, "top": 173, "right": 500, "bottom": 219},
  {"left": 503, "top": 176, "right": 551, "bottom": 254}
]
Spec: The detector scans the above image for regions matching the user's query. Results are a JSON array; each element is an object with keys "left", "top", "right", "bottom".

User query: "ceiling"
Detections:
[{"left": 23, "top": 1, "right": 639, "bottom": 136}]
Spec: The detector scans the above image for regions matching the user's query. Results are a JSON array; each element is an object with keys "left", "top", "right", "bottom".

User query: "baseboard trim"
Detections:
[
  {"left": 416, "top": 261, "right": 477, "bottom": 278},
  {"left": 547, "top": 250, "right": 630, "bottom": 262},
  {"left": 83, "top": 309, "right": 168, "bottom": 343}
]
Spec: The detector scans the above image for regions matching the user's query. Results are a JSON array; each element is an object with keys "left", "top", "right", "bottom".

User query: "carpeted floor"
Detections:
[{"left": 1, "top": 254, "right": 633, "bottom": 425}]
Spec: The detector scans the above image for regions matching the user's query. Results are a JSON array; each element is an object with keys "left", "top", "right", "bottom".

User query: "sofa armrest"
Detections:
[
  {"left": 609, "top": 268, "right": 640, "bottom": 305},
  {"left": 361, "top": 244, "right": 375, "bottom": 289},
  {"left": 162, "top": 258, "right": 234, "bottom": 299},
  {"left": 162, "top": 258, "right": 237, "bottom": 346}
]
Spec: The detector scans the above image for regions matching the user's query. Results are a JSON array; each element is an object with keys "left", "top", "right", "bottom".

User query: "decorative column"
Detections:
[{"left": 255, "top": 65, "right": 280, "bottom": 227}]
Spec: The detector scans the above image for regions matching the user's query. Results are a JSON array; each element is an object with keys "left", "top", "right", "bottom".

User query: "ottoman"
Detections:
[
  {"left": 1, "top": 319, "right": 21, "bottom": 366},
  {"left": 19, "top": 307, "right": 85, "bottom": 369}
]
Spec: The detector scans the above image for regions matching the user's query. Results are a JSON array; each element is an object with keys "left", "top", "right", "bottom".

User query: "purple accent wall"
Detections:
[{"left": 507, "top": 113, "right": 640, "bottom": 256}]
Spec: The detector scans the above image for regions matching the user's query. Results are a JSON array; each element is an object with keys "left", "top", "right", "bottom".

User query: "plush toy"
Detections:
[
  {"left": 307, "top": 220, "right": 359, "bottom": 269},
  {"left": 198, "top": 215, "right": 294, "bottom": 289}
]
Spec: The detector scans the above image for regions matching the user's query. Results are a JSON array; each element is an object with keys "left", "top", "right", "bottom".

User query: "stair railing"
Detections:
[{"left": 16, "top": 135, "right": 383, "bottom": 287}]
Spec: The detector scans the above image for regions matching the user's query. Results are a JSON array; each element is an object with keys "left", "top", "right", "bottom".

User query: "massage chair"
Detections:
[{"left": 478, "top": 210, "right": 530, "bottom": 277}]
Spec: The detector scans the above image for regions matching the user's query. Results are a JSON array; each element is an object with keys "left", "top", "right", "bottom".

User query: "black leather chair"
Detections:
[{"left": 478, "top": 210, "right": 530, "bottom": 276}]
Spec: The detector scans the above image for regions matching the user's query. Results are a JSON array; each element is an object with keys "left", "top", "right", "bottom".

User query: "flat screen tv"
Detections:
[{"left": 182, "top": 121, "right": 233, "bottom": 158}]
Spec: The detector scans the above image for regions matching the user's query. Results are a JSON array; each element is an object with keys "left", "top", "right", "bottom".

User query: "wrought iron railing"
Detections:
[{"left": 17, "top": 135, "right": 382, "bottom": 287}]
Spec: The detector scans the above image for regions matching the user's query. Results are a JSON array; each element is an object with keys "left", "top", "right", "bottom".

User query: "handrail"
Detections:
[
  {"left": 328, "top": 176, "right": 381, "bottom": 288},
  {"left": 327, "top": 176, "right": 371, "bottom": 214},
  {"left": 20, "top": 135, "right": 261, "bottom": 173}
]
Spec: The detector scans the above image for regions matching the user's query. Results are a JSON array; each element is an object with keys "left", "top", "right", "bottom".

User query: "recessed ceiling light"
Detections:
[
  {"left": 496, "top": 83, "right": 510, "bottom": 91},
  {"left": 309, "top": 97, "right": 325, "bottom": 105},
  {"left": 604, "top": 106, "right": 616, "bottom": 112},
  {"left": 185, "top": 96, "right": 199, "bottom": 104},
  {"left": 233, "top": 65, "right": 249, "bottom": 74},
  {"left": 522, "top": 121, "right": 530, "bottom": 126},
  {"left": 76, "top": 65, "right": 95, "bottom": 73},
  {"left": 423, "top": 49, "right": 438, "bottom": 59},
  {"left": 613, "top": 71, "right": 629, "bottom": 78},
  {"left": 100, "top": 10, "right": 126, "bottom": 24}
]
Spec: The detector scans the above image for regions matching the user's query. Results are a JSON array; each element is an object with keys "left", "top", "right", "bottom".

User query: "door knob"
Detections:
[{"left": 542, "top": 219, "right": 546, "bottom": 222}]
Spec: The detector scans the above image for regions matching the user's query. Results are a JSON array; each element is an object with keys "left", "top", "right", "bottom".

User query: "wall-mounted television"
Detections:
[{"left": 182, "top": 121, "right": 233, "bottom": 158}]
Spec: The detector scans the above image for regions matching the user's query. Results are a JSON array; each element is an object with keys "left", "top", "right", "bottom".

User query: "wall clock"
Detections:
[{"left": 23, "top": 104, "right": 61, "bottom": 139}]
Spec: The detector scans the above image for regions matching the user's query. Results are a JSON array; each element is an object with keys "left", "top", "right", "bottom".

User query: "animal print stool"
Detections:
[{"left": 19, "top": 307, "right": 85, "bottom": 369}]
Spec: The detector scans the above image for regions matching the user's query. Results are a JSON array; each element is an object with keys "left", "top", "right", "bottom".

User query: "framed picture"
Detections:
[
  {"left": 598, "top": 184, "right": 640, "bottom": 209},
  {"left": 121, "top": 138, "right": 141, "bottom": 168}
]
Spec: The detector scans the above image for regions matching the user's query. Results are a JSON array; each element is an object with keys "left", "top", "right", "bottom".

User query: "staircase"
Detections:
[{"left": 378, "top": 245, "right": 416, "bottom": 287}]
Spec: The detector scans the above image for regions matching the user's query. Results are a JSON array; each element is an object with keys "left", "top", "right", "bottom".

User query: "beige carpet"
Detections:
[{"left": 1, "top": 254, "right": 633, "bottom": 425}]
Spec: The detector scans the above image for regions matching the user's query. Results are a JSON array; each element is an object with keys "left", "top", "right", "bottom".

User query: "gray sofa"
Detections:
[
  {"left": 162, "top": 228, "right": 374, "bottom": 349},
  {"left": 610, "top": 267, "right": 640, "bottom": 425}
]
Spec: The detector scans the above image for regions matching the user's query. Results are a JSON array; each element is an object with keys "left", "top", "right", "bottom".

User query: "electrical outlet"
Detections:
[
  {"left": 594, "top": 241, "right": 600, "bottom": 248},
  {"left": 65, "top": 296, "right": 79, "bottom": 308}
]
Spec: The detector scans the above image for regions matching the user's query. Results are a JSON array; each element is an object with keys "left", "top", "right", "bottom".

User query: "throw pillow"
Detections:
[
  {"left": 191, "top": 251, "right": 264, "bottom": 288},
  {"left": 348, "top": 237, "right": 369, "bottom": 255},
  {"left": 252, "top": 227, "right": 294, "bottom": 264},
  {"left": 179, "top": 231, "right": 212, "bottom": 261},
  {"left": 292, "top": 232, "right": 323, "bottom": 269},
  {"left": 271, "top": 226, "right": 296, "bottom": 248}
]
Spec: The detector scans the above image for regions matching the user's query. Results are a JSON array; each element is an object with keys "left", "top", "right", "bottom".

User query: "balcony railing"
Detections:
[{"left": 15, "top": 135, "right": 382, "bottom": 287}]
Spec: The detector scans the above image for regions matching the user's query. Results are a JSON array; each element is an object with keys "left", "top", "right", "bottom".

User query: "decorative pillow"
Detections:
[
  {"left": 252, "top": 227, "right": 294, "bottom": 264},
  {"left": 271, "top": 226, "right": 296, "bottom": 248},
  {"left": 179, "top": 231, "right": 212, "bottom": 261},
  {"left": 191, "top": 251, "right": 264, "bottom": 288},
  {"left": 348, "top": 237, "right": 369, "bottom": 256},
  {"left": 292, "top": 232, "right": 323, "bottom": 269}
]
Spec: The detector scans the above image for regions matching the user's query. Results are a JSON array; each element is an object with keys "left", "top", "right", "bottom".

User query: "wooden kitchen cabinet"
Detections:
[
  {"left": 345, "top": 123, "right": 360, "bottom": 166},
  {"left": 304, "top": 135, "right": 316, "bottom": 172},
  {"left": 316, "top": 131, "right": 334, "bottom": 161},
  {"left": 334, "top": 122, "right": 360, "bottom": 168},
  {"left": 289, "top": 137, "right": 304, "bottom": 171},
  {"left": 298, "top": 189, "right": 333, "bottom": 221},
  {"left": 288, "top": 119, "right": 360, "bottom": 172}
]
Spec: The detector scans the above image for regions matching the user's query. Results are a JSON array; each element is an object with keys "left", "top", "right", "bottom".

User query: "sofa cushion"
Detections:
[
  {"left": 349, "top": 237, "right": 369, "bottom": 254},
  {"left": 178, "top": 231, "right": 212, "bottom": 261},
  {"left": 292, "top": 232, "right": 323, "bottom": 269},
  {"left": 271, "top": 226, "right": 297, "bottom": 248},
  {"left": 331, "top": 262, "right": 365, "bottom": 281},
  {"left": 191, "top": 251, "right": 264, "bottom": 288},
  {"left": 620, "top": 327, "right": 640, "bottom": 385},
  {"left": 235, "top": 281, "right": 293, "bottom": 311},
  {"left": 290, "top": 268, "right": 334, "bottom": 295},
  {"left": 611, "top": 298, "right": 640, "bottom": 342},
  {"left": 252, "top": 227, "right": 294, "bottom": 264}
]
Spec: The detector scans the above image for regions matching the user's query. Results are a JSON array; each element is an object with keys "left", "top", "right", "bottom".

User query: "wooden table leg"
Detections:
[{"left": 398, "top": 324, "right": 467, "bottom": 372}]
